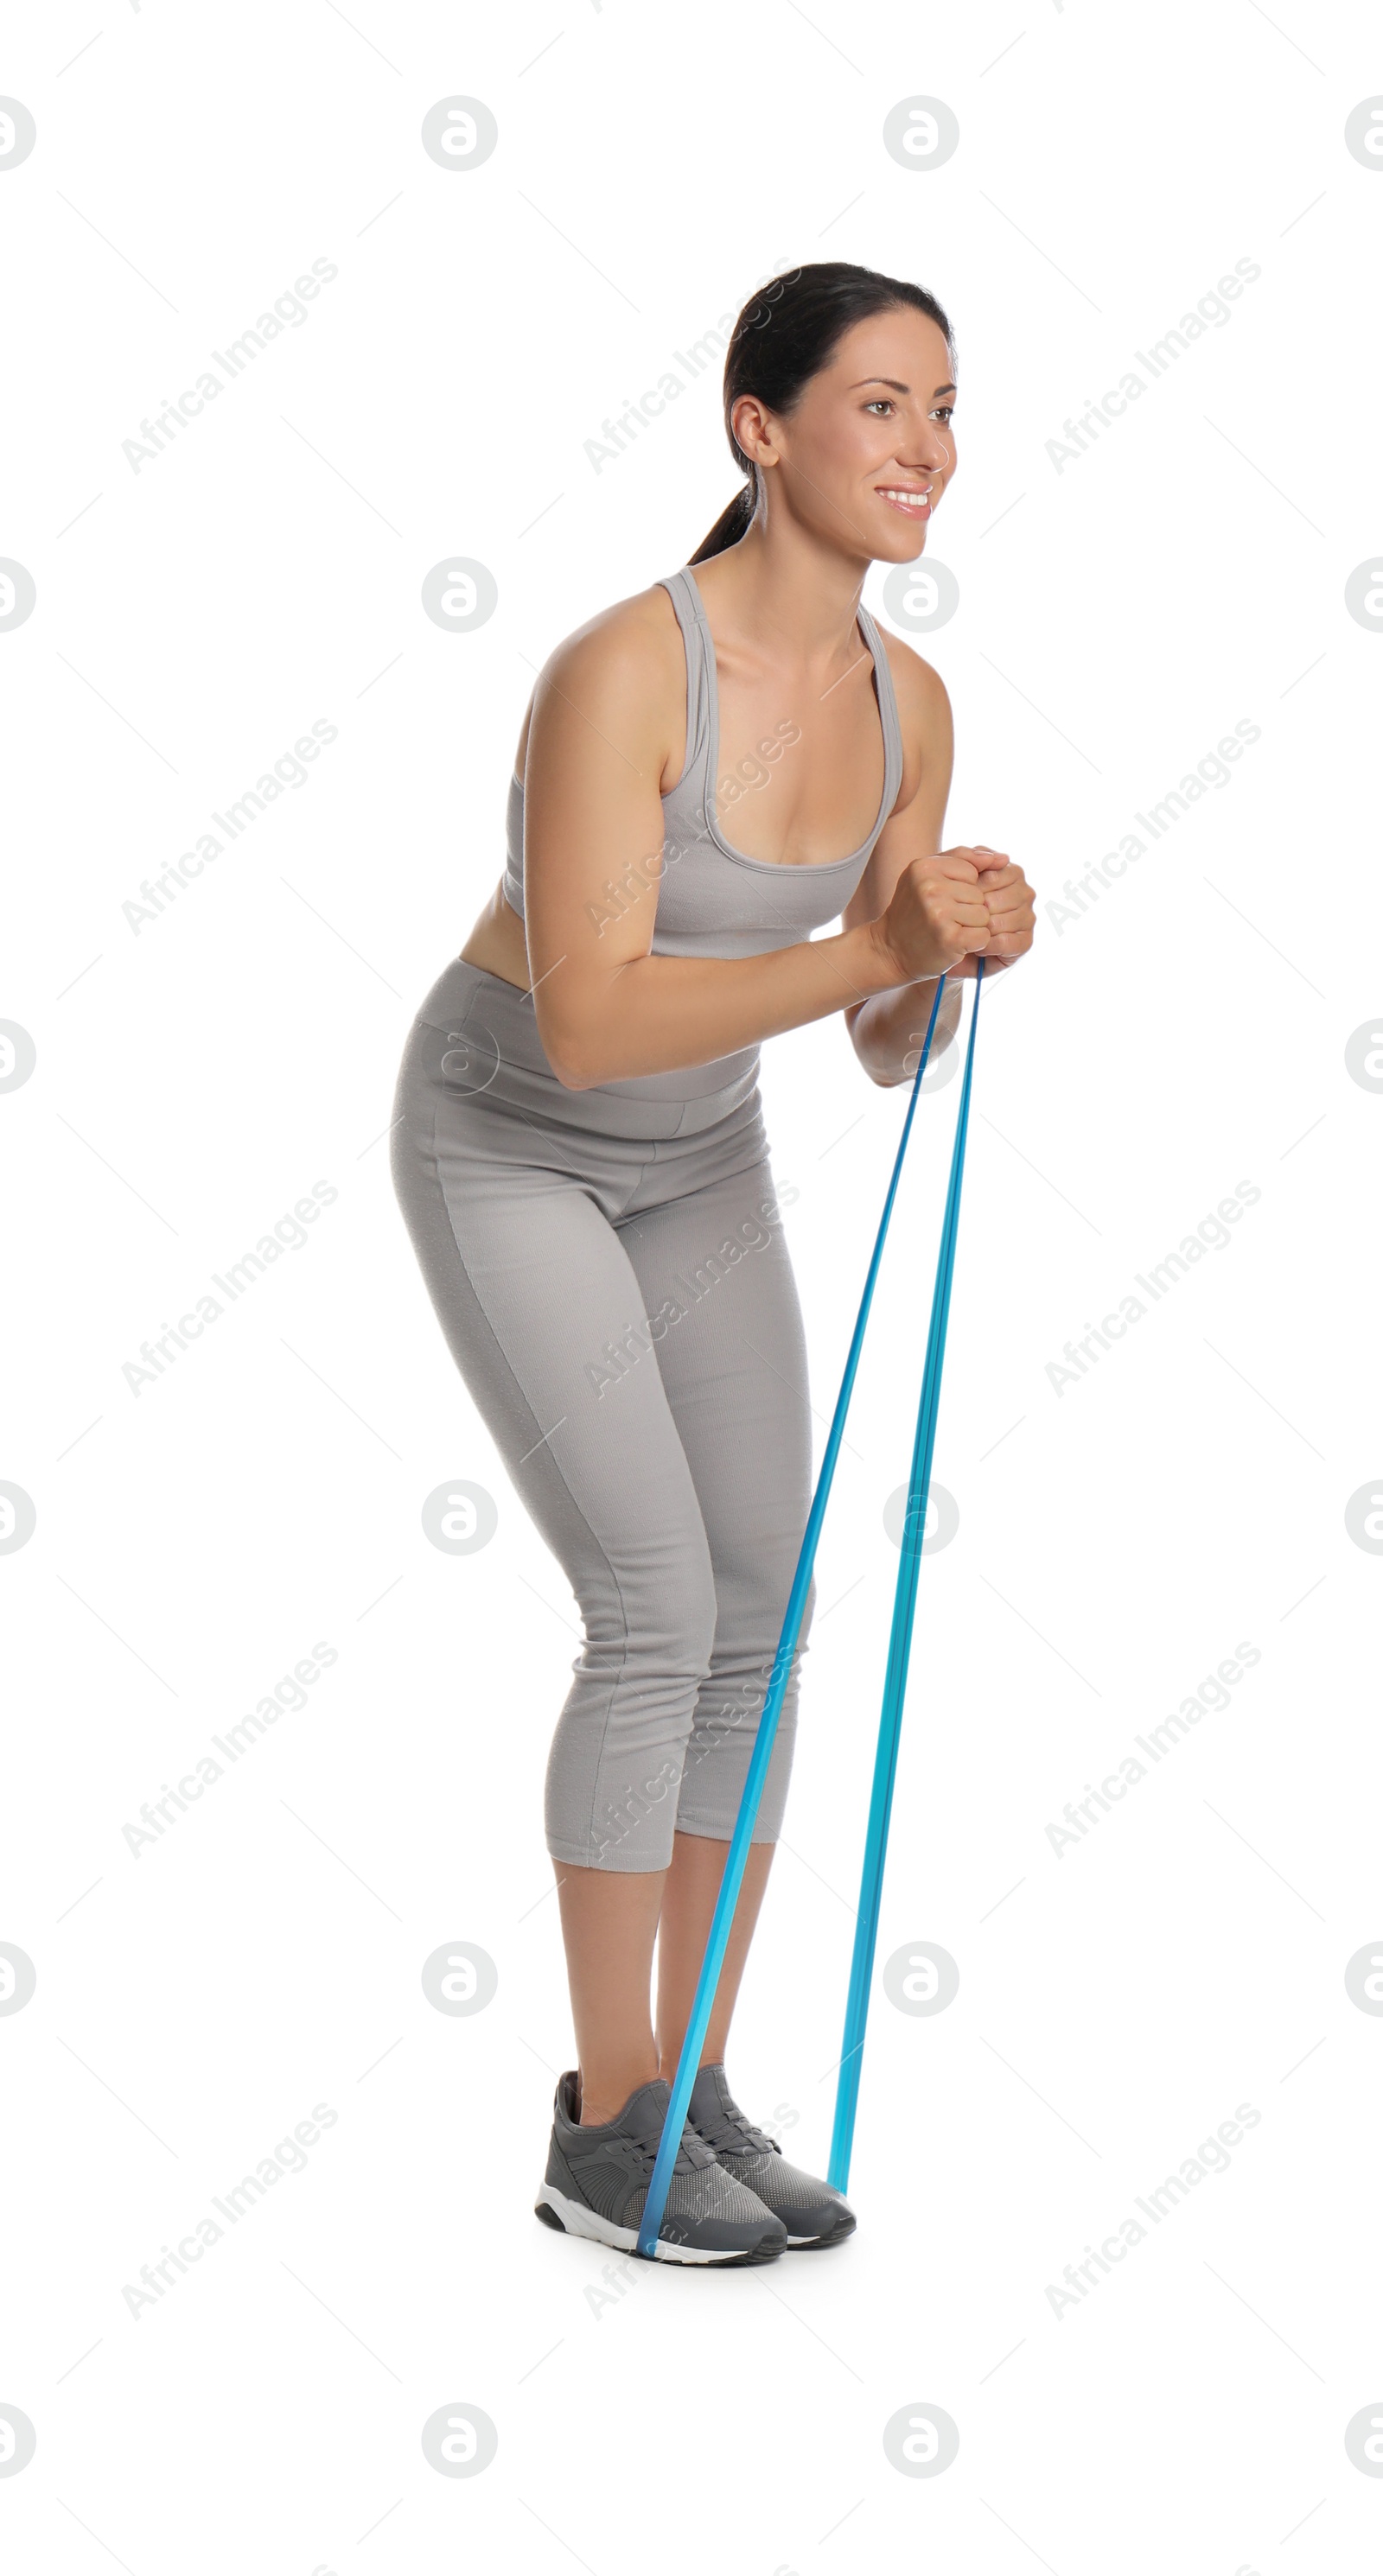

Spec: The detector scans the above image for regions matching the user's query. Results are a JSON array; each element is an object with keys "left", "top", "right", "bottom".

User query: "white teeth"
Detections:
[{"left": 880, "top": 488, "right": 929, "bottom": 505}]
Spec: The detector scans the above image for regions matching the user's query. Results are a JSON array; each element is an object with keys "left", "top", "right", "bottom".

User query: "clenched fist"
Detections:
[{"left": 874, "top": 845, "right": 1036, "bottom": 986}]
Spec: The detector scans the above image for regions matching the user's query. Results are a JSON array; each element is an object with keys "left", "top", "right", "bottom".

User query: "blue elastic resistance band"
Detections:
[
  {"left": 635, "top": 971, "right": 959, "bottom": 2261},
  {"left": 826, "top": 954, "right": 985, "bottom": 2194}
]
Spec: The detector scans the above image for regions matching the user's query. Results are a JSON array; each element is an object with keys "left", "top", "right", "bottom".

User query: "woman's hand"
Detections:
[
  {"left": 871, "top": 844, "right": 1035, "bottom": 986},
  {"left": 946, "top": 845, "right": 1036, "bottom": 982},
  {"left": 871, "top": 846, "right": 992, "bottom": 985}
]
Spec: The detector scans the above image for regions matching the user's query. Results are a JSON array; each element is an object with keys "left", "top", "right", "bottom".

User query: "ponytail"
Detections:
[{"left": 690, "top": 478, "right": 757, "bottom": 565}]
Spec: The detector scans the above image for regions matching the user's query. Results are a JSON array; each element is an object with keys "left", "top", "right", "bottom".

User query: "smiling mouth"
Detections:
[{"left": 876, "top": 485, "right": 933, "bottom": 518}]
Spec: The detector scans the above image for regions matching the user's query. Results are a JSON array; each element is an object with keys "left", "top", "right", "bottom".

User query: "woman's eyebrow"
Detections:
[{"left": 847, "top": 376, "right": 957, "bottom": 398}]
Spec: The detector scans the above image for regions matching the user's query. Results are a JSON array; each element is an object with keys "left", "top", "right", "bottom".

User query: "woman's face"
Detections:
[{"left": 736, "top": 307, "right": 958, "bottom": 564}]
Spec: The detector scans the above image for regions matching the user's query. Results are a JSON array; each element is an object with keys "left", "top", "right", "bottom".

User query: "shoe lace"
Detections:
[
  {"left": 646, "top": 2121, "right": 716, "bottom": 2177},
  {"left": 572, "top": 2115, "right": 713, "bottom": 2179},
  {"left": 692, "top": 2098, "right": 779, "bottom": 2159}
]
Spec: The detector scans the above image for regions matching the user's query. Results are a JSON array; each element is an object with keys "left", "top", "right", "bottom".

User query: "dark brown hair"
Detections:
[{"left": 691, "top": 260, "right": 956, "bottom": 563}]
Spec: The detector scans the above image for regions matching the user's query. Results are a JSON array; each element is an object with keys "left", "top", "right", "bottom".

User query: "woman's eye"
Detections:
[{"left": 864, "top": 398, "right": 895, "bottom": 417}]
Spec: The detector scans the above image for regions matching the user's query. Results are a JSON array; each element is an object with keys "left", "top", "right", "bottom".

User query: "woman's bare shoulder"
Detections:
[
  {"left": 514, "top": 580, "right": 684, "bottom": 779},
  {"left": 871, "top": 622, "right": 953, "bottom": 729},
  {"left": 870, "top": 622, "right": 954, "bottom": 809},
  {"left": 563, "top": 576, "right": 683, "bottom": 658}
]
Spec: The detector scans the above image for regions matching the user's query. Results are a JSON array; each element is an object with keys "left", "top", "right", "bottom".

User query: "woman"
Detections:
[{"left": 392, "top": 260, "right": 1036, "bottom": 2266}]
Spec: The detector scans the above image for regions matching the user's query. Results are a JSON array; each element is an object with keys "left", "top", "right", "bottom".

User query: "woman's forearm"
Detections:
[
  {"left": 550, "top": 917, "right": 908, "bottom": 1087},
  {"left": 847, "top": 974, "right": 965, "bottom": 1086}
]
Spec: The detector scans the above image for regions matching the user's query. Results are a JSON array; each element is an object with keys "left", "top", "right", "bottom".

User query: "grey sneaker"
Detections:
[
  {"left": 535, "top": 2070, "right": 787, "bottom": 2266},
  {"left": 686, "top": 2063, "right": 856, "bottom": 2249}
]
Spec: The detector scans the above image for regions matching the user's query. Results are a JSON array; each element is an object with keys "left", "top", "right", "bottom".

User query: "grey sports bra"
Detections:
[{"left": 501, "top": 564, "right": 904, "bottom": 958}]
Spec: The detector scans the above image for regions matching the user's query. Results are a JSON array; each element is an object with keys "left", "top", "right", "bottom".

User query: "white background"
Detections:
[{"left": 3, "top": 2, "right": 1382, "bottom": 2569}]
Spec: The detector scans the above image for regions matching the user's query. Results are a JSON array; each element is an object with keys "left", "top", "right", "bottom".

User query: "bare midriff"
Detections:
[{"left": 458, "top": 880, "right": 532, "bottom": 992}]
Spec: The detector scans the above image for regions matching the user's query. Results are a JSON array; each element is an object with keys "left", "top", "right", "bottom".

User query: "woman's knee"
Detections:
[{"left": 573, "top": 1523, "right": 719, "bottom": 1685}]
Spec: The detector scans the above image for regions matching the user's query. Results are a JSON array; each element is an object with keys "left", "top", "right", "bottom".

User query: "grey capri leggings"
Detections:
[{"left": 390, "top": 957, "right": 818, "bottom": 1873}]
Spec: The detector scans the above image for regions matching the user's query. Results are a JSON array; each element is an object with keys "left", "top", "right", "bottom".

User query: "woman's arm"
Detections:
[
  {"left": 844, "top": 646, "right": 962, "bottom": 1087},
  {"left": 520, "top": 594, "right": 986, "bottom": 1090},
  {"left": 842, "top": 643, "right": 1034, "bottom": 1086}
]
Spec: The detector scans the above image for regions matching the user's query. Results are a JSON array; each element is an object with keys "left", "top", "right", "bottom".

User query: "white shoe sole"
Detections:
[{"left": 535, "top": 2181, "right": 781, "bottom": 2266}]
